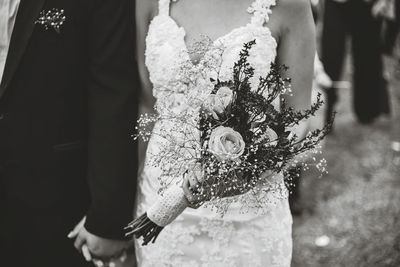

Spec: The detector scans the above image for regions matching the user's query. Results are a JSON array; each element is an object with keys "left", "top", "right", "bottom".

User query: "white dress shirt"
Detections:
[{"left": 0, "top": 0, "right": 20, "bottom": 83}]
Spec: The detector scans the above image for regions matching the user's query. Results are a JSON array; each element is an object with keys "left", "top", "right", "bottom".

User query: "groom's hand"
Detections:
[
  {"left": 68, "top": 217, "right": 133, "bottom": 264},
  {"left": 74, "top": 227, "right": 130, "bottom": 259}
]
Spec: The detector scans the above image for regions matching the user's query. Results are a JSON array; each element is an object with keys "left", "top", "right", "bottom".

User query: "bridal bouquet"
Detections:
[{"left": 126, "top": 41, "right": 332, "bottom": 245}]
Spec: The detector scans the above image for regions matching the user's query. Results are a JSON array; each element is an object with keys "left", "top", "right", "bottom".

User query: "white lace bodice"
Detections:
[
  {"left": 143, "top": 0, "right": 286, "bottom": 215},
  {"left": 146, "top": 0, "right": 278, "bottom": 109},
  {"left": 136, "top": 1, "right": 293, "bottom": 266}
]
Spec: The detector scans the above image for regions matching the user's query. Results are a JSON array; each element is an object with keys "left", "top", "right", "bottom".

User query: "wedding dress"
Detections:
[{"left": 135, "top": 0, "right": 293, "bottom": 266}]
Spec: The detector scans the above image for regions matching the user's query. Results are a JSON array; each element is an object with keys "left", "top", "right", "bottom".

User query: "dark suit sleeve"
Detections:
[{"left": 84, "top": 0, "right": 139, "bottom": 240}]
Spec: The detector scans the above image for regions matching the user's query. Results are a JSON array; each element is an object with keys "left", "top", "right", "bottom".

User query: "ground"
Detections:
[{"left": 292, "top": 58, "right": 400, "bottom": 267}]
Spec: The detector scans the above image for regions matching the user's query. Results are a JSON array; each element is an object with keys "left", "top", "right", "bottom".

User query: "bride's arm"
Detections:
[
  {"left": 136, "top": 0, "right": 157, "bottom": 109},
  {"left": 274, "top": 0, "right": 316, "bottom": 140},
  {"left": 136, "top": 0, "right": 158, "bottom": 172}
]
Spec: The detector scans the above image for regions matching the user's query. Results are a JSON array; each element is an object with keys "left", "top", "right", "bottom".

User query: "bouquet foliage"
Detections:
[{"left": 126, "top": 41, "right": 332, "bottom": 245}]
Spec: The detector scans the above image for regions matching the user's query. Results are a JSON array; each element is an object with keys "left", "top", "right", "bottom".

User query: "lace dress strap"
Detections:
[
  {"left": 158, "top": 0, "right": 179, "bottom": 16},
  {"left": 247, "top": 0, "right": 277, "bottom": 26}
]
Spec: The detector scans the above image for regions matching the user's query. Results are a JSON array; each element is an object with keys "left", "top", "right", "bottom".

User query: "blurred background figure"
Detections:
[
  {"left": 321, "top": 0, "right": 391, "bottom": 125},
  {"left": 394, "top": 1, "right": 400, "bottom": 80},
  {"left": 291, "top": 1, "right": 400, "bottom": 266},
  {"left": 372, "top": 0, "right": 398, "bottom": 55}
]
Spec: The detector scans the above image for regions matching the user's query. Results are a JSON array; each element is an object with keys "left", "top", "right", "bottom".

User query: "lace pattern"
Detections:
[
  {"left": 137, "top": 0, "right": 292, "bottom": 266},
  {"left": 136, "top": 198, "right": 292, "bottom": 267},
  {"left": 248, "top": 0, "right": 277, "bottom": 26}
]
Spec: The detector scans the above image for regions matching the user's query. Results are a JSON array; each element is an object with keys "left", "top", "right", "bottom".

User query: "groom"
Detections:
[{"left": 0, "top": 0, "right": 139, "bottom": 266}]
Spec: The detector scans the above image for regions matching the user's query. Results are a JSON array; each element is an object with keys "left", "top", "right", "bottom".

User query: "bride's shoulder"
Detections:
[
  {"left": 274, "top": 0, "right": 311, "bottom": 11},
  {"left": 136, "top": 0, "right": 159, "bottom": 22},
  {"left": 274, "top": 0, "right": 313, "bottom": 21},
  {"left": 273, "top": 0, "right": 312, "bottom": 21},
  {"left": 271, "top": 0, "right": 314, "bottom": 37}
]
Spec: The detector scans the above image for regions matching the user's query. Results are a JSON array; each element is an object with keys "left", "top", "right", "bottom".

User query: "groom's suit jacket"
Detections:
[{"left": 0, "top": 0, "right": 139, "bottom": 241}]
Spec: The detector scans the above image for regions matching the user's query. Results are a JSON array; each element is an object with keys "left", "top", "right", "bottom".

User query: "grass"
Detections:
[{"left": 292, "top": 58, "right": 400, "bottom": 267}]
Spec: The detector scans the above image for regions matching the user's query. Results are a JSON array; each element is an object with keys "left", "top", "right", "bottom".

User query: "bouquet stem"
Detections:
[
  {"left": 125, "top": 213, "right": 164, "bottom": 245},
  {"left": 125, "top": 185, "right": 190, "bottom": 245}
]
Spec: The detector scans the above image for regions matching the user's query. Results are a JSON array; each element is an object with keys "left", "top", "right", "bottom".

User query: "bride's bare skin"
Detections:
[
  {"left": 170, "top": 0, "right": 264, "bottom": 52},
  {"left": 136, "top": 0, "right": 315, "bottom": 201}
]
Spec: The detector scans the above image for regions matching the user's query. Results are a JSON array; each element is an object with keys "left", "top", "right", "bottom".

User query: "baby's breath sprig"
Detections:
[{"left": 35, "top": 8, "right": 66, "bottom": 34}]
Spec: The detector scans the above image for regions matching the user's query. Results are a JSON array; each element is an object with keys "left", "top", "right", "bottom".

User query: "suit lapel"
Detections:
[{"left": 0, "top": 0, "right": 47, "bottom": 99}]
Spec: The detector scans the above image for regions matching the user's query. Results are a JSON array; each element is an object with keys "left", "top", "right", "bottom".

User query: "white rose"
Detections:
[
  {"left": 208, "top": 126, "right": 246, "bottom": 161},
  {"left": 203, "top": 87, "right": 233, "bottom": 118},
  {"left": 215, "top": 86, "right": 233, "bottom": 109}
]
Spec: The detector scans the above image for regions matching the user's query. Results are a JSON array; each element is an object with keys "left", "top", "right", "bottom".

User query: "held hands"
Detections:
[{"left": 68, "top": 217, "right": 134, "bottom": 267}]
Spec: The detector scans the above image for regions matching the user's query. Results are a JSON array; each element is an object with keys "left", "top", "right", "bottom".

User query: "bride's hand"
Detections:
[{"left": 182, "top": 172, "right": 203, "bottom": 209}]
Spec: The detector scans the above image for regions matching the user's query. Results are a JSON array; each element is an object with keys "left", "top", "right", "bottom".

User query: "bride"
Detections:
[{"left": 135, "top": 0, "right": 315, "bottom": 266}]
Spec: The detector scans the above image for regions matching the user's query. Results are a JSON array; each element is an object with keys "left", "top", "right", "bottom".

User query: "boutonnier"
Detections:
[{"left": 35, "top": 9, "right": 66, "bottom": 34}]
